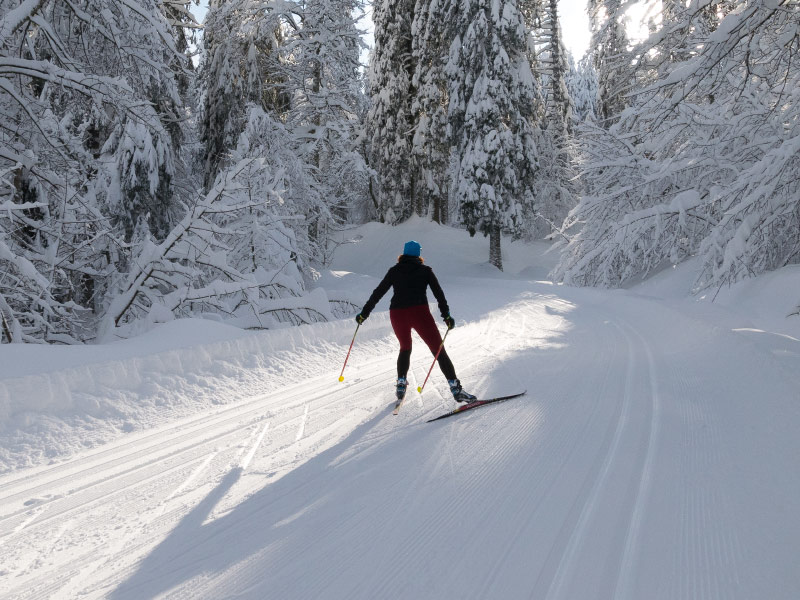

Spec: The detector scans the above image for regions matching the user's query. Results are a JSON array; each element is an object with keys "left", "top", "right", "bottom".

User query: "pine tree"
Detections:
[
  {"left": 566, "top": 55, "right": 599, "bottom": 123},
  {"left": 531, "top": 0, "right": 577, "bottom": 237},
  {"left": 366, "top": 0, "right": 418, "bottom": 223},
  {"left": 446, "top": 0, "right": 540, "bottom": 270},
  {"left": 589, "top": 0, "right": 631, "bottom": 124},
  {"left": 283, "top": 0, "right": 370, "bottom": 232},
  {"left": 410, "top": 0, "right": 451, "bottom": 222}
]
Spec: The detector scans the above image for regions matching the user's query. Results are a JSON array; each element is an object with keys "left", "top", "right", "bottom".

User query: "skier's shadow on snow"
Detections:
[{"left": 108, "top": 406, "right": 392, "bottom": 600}]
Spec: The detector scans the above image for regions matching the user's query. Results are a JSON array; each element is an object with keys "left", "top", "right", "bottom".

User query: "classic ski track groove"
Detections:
[
  {"left": 0, "top": 358, "right": 400, "bottom": 598},
  {"left": 543, "top": 320, "right": 637, "bottom": 600},
  {"left": 613, "top": 321, "right": 661, "bottom": 600},
  {"left": 0, "top": 363, "right": 394, "bottom": 530},
  {"left": 0, "top": 349, "right": 398, "bottom": 491}
]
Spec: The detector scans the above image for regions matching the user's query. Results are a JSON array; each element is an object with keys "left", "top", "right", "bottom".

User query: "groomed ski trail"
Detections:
[{"left": 0, "top": 281, "right": 798, "bottom": 600}]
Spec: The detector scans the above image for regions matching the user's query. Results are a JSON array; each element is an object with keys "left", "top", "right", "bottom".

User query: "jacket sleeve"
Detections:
[
  {"left": 360, "top": 269, "right": 393, "bottom": 317},
  {"left": 428, "top": 268, "right": 450, "bottom": 319}
]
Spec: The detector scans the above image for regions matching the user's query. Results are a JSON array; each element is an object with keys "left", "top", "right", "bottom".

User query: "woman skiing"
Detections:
[{"left": 355, "top": 240, "right": 476, "bottom": 403}]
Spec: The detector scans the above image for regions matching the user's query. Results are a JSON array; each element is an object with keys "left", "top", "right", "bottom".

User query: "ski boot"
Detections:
[
  {"left": 396, "top": 377, "right": 408, "bottom": 400},
  {"left": 449, "top": 379, "right": 477, "bottom": 403}
]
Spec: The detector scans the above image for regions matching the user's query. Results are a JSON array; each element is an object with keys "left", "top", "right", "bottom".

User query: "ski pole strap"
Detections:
[
  {"left": 417, "top": 328, "right": 449, "bottom": 394},
  {"left": 339, "top": 323, "right": 360, "bottom": 382}
]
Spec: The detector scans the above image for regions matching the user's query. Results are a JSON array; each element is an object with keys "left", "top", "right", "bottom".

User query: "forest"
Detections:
[{"left": 0, "top": 0, "right": 797, "bottom": 343}]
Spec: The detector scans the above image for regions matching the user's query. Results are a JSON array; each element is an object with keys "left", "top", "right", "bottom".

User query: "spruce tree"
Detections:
[
  {"left": 366, "top": 0, "right": 417, "bottom": 223},
  {"left": 445, "top": 0, "right": 539, "bottom": 270},
  {"left": 532, "top": 0, "right": 577, "bottom": 237},
  {"left": 410, "top": 0, "right": 451, "bottom": 222},
  {"left": 284, "top": 0, "right": 370, "bottom": 231},
  {"left": 589, "top": 0, "right": 631, "bottom": 124}
]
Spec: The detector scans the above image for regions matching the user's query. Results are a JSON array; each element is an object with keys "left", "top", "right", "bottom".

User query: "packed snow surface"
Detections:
[{"left": 1, "top": 217, "right": 799, "bottom": 599}]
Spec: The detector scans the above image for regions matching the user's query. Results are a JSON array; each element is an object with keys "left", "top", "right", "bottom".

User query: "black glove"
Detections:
[
  {"left": 355, "top": 313, "right": 367, "bottom": 324},
  {"left": 444, "top": 314, "right": 455, "bottom": 330}
]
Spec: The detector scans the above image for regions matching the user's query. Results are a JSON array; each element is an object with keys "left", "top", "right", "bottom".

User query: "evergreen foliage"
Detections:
[
  {"left": 588, "top": 0, "right": 631, "bottom": 125},
  {"left": 410, "top": 0, "right": 451, "bottom": 223},
  {"left": 366, "top": 0, "right": 418, "bottom": 223},
  {"left": 530, "top": 0, "right": 578, "bottom": 238},
  {"left": 445, "top": 0, "right": 540, "bottom": 270}
]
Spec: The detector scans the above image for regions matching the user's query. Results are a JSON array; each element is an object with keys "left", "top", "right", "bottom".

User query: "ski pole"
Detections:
[
  {"left": 417, "top": 328, "right": 450, "bottom": 394},
  {"left": 338, "top": 323, "right": 360, "bottom": 382}
]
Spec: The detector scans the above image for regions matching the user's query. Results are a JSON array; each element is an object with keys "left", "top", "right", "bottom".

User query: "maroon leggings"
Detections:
[{"left": 389, "top": 305, "right": 456, "bottom": 380}]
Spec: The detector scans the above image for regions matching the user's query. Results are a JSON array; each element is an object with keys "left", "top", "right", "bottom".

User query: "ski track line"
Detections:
[
  {"left": 543, "top": 321, "right": 636, "bottom": 600},
  {"left": 0, "top": 348, "right": 397, "bottom": 492},
  {"left": 0, "top": 376, "right": 394, "bottom": 596},
  {"left": 2, "top": 378, "right": 393, "bottom": 599},
  {"left": 3, "top": 449, "right": 230, "bottom": 561},
  {"left": 613, "top": 322, "right": 661, "bottom": 600},
  {"left": 0, "top": 417, "right": 259, "bottom": 535},
  {"left": 295, "top": 404, "right": 309, "bottom": 442},
  {"left": 523, "top": 321, "right": 628, "bottom": 599},
  {"left": 163, "top": 451, "right": 218, "bottom": 505},
  {"left": 12, "top": 451, "right": 245, "bottom": 600},
  {"left": 407, "top": 395, "right": 549, "bottom": 600},
  {"left": 465, "top": 392, "right": 569, "bottom": 600},
  {"left": 0, "top": 364, "right": 394, "bottom": 531},
  {"left": 4, "top": 446, "right": 241, "bottom": 588}
]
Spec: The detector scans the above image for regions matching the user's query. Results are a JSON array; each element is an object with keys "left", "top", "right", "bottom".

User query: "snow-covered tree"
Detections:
[
  {"left": 200, "top": 0, "right": 289, "bottom": 187},
  {"left": 366, "top": 0, "right": 418, "bottom": 223},
  {"left": 446, "top": 0, "right": 540, "bottom": 270},
  {"left": 588, "top": 0, "right": 631, "bottom": 124},
  {"left": 566, "top": 54, "right": 599, "bottom": 124},
  {"left": 103, "top": 121, "right": 337, "bottom": 339},
  {"left": 554, "top": 0, "right": 800, "bottom": 297},
  {"left": 529, "top": 0, "right": 577, "bottom": 238},
  {"left": 0, "top": 0, "right": 190, "bottom": 341},
  {"left": 282, "top": 0, "right": 370, "bottom": 230},
  {"left": 410, "top": 0, "right": 452, "bottom": 222}
]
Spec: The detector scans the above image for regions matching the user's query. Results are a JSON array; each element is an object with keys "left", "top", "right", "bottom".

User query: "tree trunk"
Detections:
[
  {"left": 432, "top": 192, "right": 445, "bottom": 224},
  {"left": 489, "top": 224, "right": 503, "bottom": 271}
]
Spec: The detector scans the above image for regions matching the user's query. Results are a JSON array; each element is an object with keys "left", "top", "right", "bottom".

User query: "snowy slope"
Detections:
[{"left": 1, "top": 219, "right": 799, "bottom": 599}]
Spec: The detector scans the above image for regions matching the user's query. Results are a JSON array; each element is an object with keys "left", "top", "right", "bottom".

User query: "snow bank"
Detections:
[{"left": 0, "top": 315, "right": 395, "bottom": 472}]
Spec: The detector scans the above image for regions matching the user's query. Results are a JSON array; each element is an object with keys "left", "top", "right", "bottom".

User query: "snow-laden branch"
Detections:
[{"left": 102, "top": 159, "right": 258, "bottom": 333}]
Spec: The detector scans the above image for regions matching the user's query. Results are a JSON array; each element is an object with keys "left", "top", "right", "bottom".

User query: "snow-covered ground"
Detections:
[{"left": 1, "top": 218, "right": 798, "bottom": 599}]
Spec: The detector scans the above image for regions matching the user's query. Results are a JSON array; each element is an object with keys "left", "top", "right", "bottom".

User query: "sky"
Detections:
[{"left": 556, "top": 0, "right": 593, "bottom": 58}]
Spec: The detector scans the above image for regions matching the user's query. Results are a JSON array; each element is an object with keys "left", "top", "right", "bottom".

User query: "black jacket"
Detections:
[{"left": 360, "top": 256, "right": 450, "bottom": 318}]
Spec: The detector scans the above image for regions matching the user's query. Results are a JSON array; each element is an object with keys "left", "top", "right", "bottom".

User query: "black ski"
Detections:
[{"left": 426, "top": 391, "right": 526, "bottom": 423}]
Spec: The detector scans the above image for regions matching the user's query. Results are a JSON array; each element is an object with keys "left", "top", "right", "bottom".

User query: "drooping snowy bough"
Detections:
[{"left": 555, "top": 0, "right": 800, "bottom": 301}]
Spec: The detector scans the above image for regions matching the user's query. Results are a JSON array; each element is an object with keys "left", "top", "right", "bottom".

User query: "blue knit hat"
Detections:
[{"left": 403, "top": 240, "right": 421, "bottom": 257}]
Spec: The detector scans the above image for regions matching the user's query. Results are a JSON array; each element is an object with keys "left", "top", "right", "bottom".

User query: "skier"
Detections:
[{"left": 355, "top": 240, "right": 477, "bottom": 403}]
